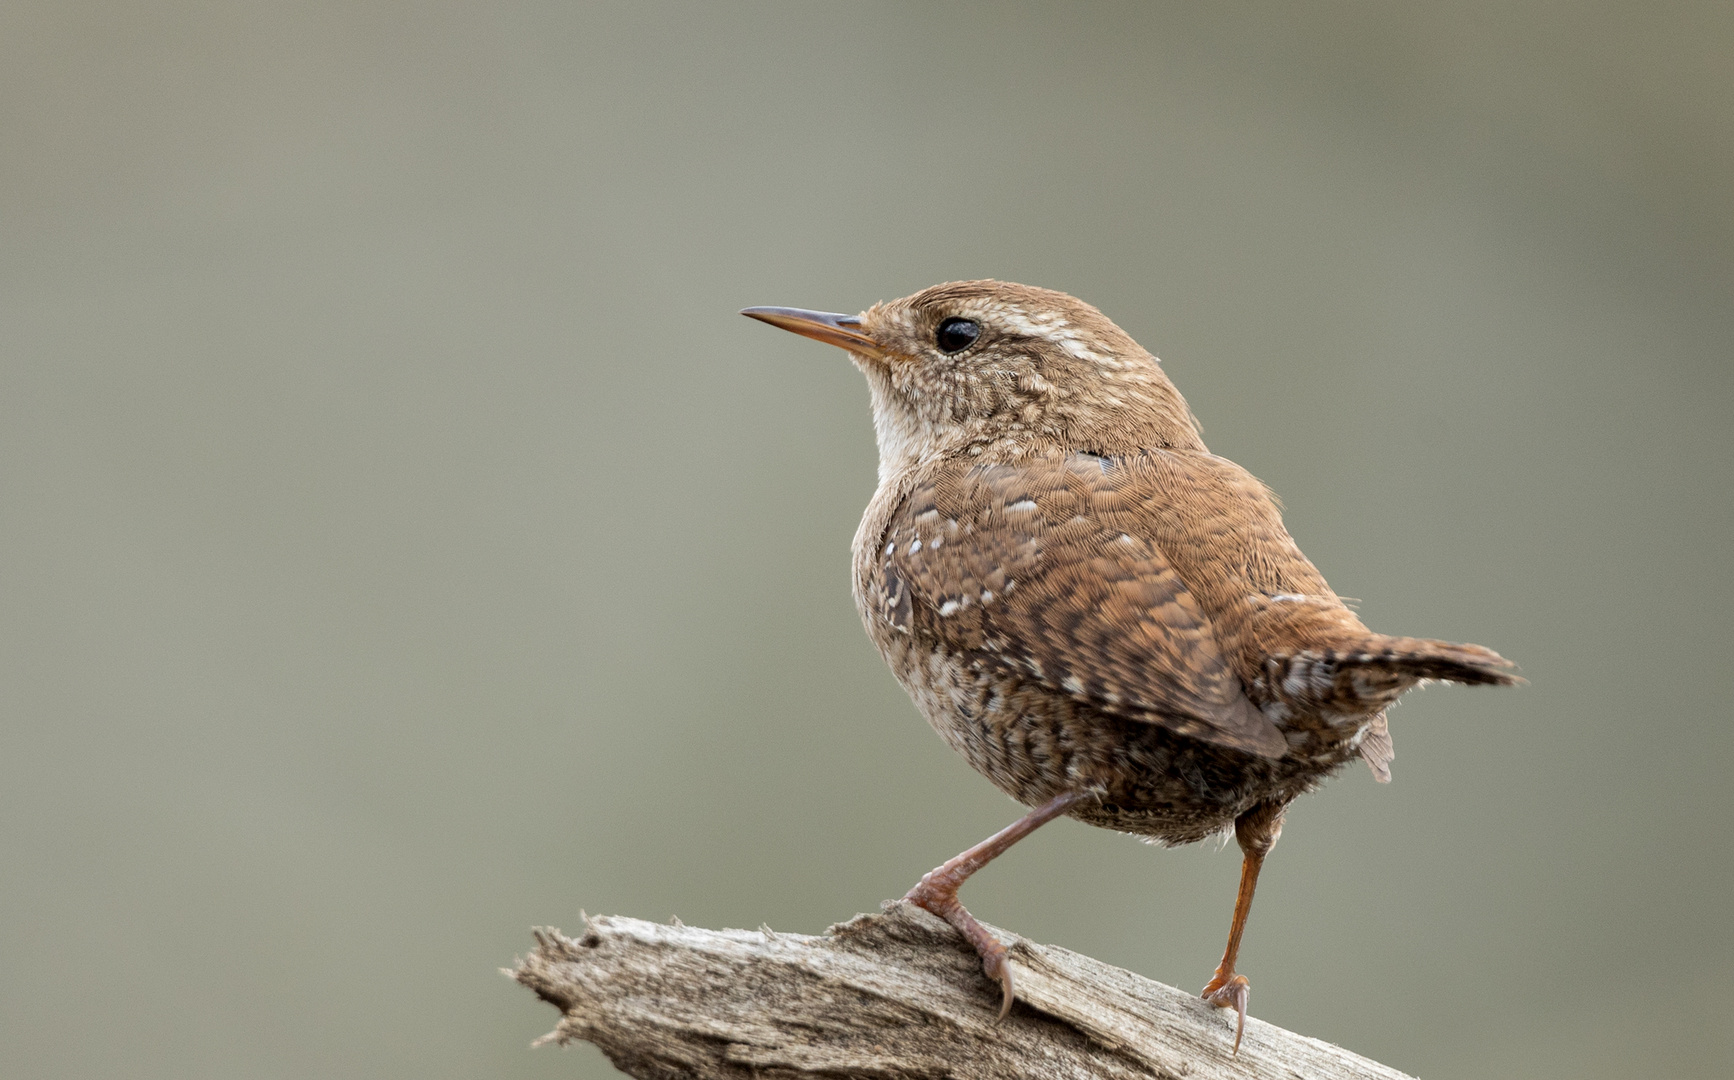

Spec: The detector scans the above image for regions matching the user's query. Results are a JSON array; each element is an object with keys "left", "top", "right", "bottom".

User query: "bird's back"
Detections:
[{"left": 852, "top": 445, "right": 1513, "bottom": 839}]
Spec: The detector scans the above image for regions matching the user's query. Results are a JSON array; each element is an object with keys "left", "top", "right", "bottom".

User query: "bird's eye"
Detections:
[{"left": 935, "top": 317, "right": 980, "bottom": 353}]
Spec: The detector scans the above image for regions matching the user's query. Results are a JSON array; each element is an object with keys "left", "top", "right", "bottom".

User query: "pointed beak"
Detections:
[{"left": 740, "top": 306, "right": 881, "bottom": 356}]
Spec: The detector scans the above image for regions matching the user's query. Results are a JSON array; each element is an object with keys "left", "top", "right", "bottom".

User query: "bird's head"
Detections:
[{"left": 744, "top": 280, "right": 1204, "bottom": 479}]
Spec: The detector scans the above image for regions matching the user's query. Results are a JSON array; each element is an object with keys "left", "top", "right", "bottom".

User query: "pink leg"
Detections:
[
  {"left": 1201, "top": 802, "right": 1285, "bottom": 1054},
  {"left": 904, "top": 791, "right": 1088, "bottom": 1019}
]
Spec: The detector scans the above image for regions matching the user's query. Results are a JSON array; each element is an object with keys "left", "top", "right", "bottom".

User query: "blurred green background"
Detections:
[{"left": 3, "top": 3, "right": 1730, "bottom": 1077}]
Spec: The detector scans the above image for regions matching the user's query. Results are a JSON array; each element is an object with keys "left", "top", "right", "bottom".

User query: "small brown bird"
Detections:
[{"left": 743, "top": 281, "right": 1516, "bottom": 1051}]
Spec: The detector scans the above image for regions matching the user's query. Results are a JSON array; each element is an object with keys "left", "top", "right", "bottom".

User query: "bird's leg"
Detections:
[
  {"left": 1202, "top": 801, "right": 1286, "bottom": 1054},
  {"left": 904, "top": 790, "right": 1089, "bottom": 1020}
]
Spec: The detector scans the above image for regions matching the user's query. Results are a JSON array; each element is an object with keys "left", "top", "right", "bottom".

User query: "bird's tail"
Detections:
[
  {"left": 1341, "top": 636, "right": 1520, "bottom": 686},
  {"left": 1266, "top": 636, "right": 1520, "bottom": 714}
]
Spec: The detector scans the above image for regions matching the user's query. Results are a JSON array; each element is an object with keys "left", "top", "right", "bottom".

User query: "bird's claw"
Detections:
[
  {"left": 905, "top": 883, "right": 1017, "bottom": 1020},
  {"left": 1201, "top": 972, "right": 1251, "bottom": 1054},
  {"left": 979, "top": 941, "right": 1016, "bottom": 1022}
]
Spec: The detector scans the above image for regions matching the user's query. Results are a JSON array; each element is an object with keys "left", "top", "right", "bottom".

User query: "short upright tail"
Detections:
[
  {"left": 1267, "top": 636, "right": 1520, "bottom": 715},
  {"left": 1345, "top": 636, "right": 1521, "bottom": 687}
]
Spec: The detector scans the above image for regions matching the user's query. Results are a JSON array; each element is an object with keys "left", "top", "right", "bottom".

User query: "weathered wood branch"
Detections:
[{"left": 510, "top": 901, "right": 1411, "bottom": 1080}]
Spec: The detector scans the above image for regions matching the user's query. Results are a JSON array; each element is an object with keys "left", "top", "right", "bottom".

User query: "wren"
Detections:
[{"left": 743, "top": 281, "right": 1517, "bottom": 1052}]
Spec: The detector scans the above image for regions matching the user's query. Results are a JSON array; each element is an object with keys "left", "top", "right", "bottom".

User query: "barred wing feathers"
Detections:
[{"left": 872, "top": 454, "right": 1286, "bottom": 759}]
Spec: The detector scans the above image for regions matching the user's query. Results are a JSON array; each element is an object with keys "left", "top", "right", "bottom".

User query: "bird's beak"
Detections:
[{"left": 740, "top": 306, "right": 881, "bottom": 357}]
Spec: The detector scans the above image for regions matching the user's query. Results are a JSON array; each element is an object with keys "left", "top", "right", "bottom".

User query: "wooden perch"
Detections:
[{"left": 510, "top": 901, "right": 1412, "bottom": 1080}]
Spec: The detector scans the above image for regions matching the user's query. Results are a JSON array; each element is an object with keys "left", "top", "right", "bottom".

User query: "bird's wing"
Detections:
[{"left": 873, "top": 453, "right": 1286, "bottom": 758}]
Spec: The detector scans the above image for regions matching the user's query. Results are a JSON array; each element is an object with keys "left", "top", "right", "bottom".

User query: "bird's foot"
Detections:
[
  {"left": 1201, "top": 971, "right": 1251, "bottom": 1054},
  {"left": 896, "top": 794, "right": 1088, "bottom": 1020},
  {"left": 904, "top": 876, "right": 1016, "bottom": 1020}
]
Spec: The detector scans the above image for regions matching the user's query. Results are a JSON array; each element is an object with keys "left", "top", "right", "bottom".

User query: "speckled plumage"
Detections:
[
  {"left": 837, "top": 282, "right": 1513, "bottom": 841},
  {"left": 744, "top": 280, "right": 1517, "bottom": 1047}
]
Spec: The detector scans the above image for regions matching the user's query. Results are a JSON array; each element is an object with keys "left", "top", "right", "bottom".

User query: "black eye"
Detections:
[{"left": 935, "top": 317, "right": 980, "bottom": 353}]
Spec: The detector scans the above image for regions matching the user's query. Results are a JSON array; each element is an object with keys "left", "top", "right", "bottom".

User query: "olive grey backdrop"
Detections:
[{"left": 4, "top": 3, "right": 1730, "bottom": 1078}]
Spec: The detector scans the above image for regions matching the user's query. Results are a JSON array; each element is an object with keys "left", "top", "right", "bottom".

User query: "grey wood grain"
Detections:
[{"left": 510, "top": 902, "right": 1412, "bottom": 1080}]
